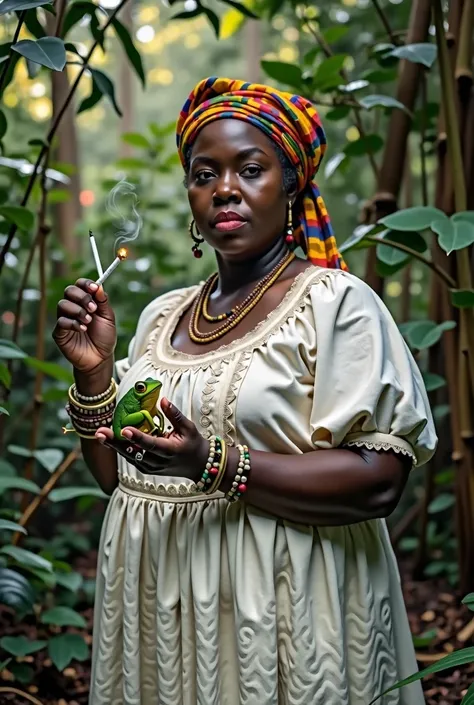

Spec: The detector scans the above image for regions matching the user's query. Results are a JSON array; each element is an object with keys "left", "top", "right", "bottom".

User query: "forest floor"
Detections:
[{"left": 0, "top": 555, "right": 473, "bottom": 705}]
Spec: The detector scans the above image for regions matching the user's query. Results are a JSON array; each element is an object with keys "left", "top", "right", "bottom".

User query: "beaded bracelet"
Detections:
[
  {"left": 195, "top": 436, "right": 225, "bottom": 492},
  {"left": 65, "top": 377, "right": 118, "bottom": 438},
  {"left": 73, "top": 378, "right": 116, "bottom": 403},
  {"left": 205, "top": 437, "right": 228, "bottom": 494},
  {"left": 225, "top": 444, "right": 251, "bottom": 503}
]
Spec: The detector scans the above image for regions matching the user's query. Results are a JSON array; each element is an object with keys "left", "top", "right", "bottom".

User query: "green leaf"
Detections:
[
  {"left": 90, "top": 68, "right": 122, "bottom": 117},
  {"left": 339, "top": 224, "right": 383, "bottom": 253},
  {"left": 12, "top": 37, "right": 66, "bottom": 71},
  {"left": 452, "top": 211, "right": 474, "bottom": 225},
  {"left": 379, "top": 206, "right": 446, "bottom": 231},
  {"left": 77, "top": 78, "right": 102, "bottom": 114},
  {"left": 338, "top": 80, "right": 369, "bottom": 93},
  {"left": 386, "top": 43, "right": 437, "bottom": 69},
  {"left": 422, "top": 372, "right": 446, "bottom": 392},
  {"left": 0, "top": 459, "right": 17, "bottom": 476},
  {"left": 0, "top": 0, "right": 52, "bottom": 14},
  {"left": 428, "top": 493, "right": 455, "bottom": 513},
  {"left": 115, "top": 157, "right": 149, "bottom": 169},
  {"left": 0, "top": 567, "right": 35, "bottom": 611},
  {"left": 25, "top": 565, "right": 56, "bottom": 589},
  {"left": 121, "top": 132, "right": 150, "bottom": 149},
  {"left": 0, "top": 109, "right": 7, "bottom": 140},
  {"left": 48, "top": 486, "right": 108, "bottom": 502},
  {"left": 462, "top": 593, "right": 474, "bottom": 612},
  {"left": 7, "top": 444, "right": 33, "bottom": 458},
  {"left": 9, "top": 662, "right": 34, "bottom": 683},
  {"left": 35, "top": 449, "right": 64, "bottom": 473},
  {"left": 0, "top": 340, "right": 27, "bottom": 359},
  {"left": 202, "top": 7, "right": 220, "bottom": 37},
  {"left": 0, "top": 658, "right": 12, "bottom": 670},
  {"left": 314, "top": 54, "right": 347, "bottom": 86},
  {"left": 0, "top": 362, "right": 12, "bottom": 388},
  {"left": 368, "top": 647, "right": 474, "bottom": 704},
  {"left": 23, "top": 7, "right": 47, "bottom": 38},
  {"left": 48, "top": 633, "right": 89, "bottom": 671},
  {"left": 344, "top": 134, "right": 384, "bottom": 157},
  {"left": 401, "top": 320, "right": 456, "bottom": 350},
  {"left": 0, "top": 546, "right": 53, "bottom": 572},
  {"left": 219, "top": 0, "right": 258, "bottom": 18},
  {"left": 0, "top": 519, "right": 27, "bottom": 534},
  {"left": 0, "top": 476, "right": 40, "bottom": 495},
  {"left": 361, "top": 68, "right": 398, "bottom": 84},
  {"left": 0, "top": 405, "right": 9, "bottom": 416},
  {"left": 325, "top": 105, "right": 351, "bottom": 121},
  {"left": 260, "top": 60, "right": 302, "bottom": 89},
  {"left": 412, "top": 628, "right": 437, "bottom": 648},
  {"left": 63, "top": 1, "right": 99, "bottom": 37},
  {"left": 359, "top": 94, "right": 406, "bottom": 111},
  {"left": 41, "top": 606, "right": 86, "bottom": 628},
  {"left": 0, "top": 205, "right": 35, "bottom": 230},
  {"left": 55, "top": 571, "right": 83, "bottom": 592},
  {"left": 0, "top": 635, "right": 46, "bottom": 657},
  {"left": 433, "top": 218, "right": 474, "bottom": 254},
  {"left": 461, "top": 682, "right": 474, "bottom": 705},
  {"left": 376, "top": 230, "right": 427, "bottom": 267},
  {"left": 111, "top": 17, "right": 145, "bottom": 87},
  {"left": 23, "top": 356, "right": 73, "bottom": 382},
  {"left": 451, "top": 289, "right": 474, "bottom": 309},
  {"left": 324, "top": 153, "right": 347, "bottom": 179},
  {"left": 323, "top": 26, "right": 349, "bottom": 44}
]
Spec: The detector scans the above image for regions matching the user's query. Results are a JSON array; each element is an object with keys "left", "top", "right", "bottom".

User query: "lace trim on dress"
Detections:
[
  {"left": 342, "top": 439, "right": 417, "bottom": 465},
  {"left": 146, "top": 266, "right": 342, "bottom": 370}
]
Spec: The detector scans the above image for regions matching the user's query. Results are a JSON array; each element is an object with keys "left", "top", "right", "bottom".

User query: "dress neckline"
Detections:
[{"left": 146, "top": 265, "right": 336, "bottom": 369}]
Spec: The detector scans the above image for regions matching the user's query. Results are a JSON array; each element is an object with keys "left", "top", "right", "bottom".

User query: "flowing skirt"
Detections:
[{"left": 89, "top": 480, "right": 424, "bottom": 705}]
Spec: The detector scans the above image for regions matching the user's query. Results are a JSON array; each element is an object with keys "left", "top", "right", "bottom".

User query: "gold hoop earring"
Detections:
[
  {"left": 189, "top": 220, "right": 204, "bottom": 259},
  {"left": 285, "top": 202, "right": 295, "bottom": 247}
]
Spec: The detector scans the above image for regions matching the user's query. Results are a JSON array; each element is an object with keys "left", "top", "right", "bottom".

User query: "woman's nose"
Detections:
[{"left": 213, "top": 173, "right": 241, "bottom": 203}]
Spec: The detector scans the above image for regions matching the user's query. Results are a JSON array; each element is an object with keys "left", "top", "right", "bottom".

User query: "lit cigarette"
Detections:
[
  {"left": 95, "top": 247, "right": 128, "bottom": 286},
  {"left": 89, "top": 230, "right": 104, "bottom": 278}
]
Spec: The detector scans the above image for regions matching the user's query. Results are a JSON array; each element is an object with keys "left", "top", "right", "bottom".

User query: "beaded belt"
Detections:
[{"left": 118, "top": 473, "right": 224, "bottom": 503}]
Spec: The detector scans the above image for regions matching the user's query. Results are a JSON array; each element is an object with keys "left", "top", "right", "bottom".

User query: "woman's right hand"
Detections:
[{"left": 52, "top": 279, "right": 117, "bottom": 373}]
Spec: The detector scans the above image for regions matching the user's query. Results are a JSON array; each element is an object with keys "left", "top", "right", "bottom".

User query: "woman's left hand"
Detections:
[{"left": 95, "top": 398, "right": 209, "bottom": 482}]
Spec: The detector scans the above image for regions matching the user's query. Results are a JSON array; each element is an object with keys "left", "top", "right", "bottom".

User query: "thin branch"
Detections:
[
  {"left": 419, "top": 71, "right": 429, "bottom": 206},
  {"left": 0, "top": 10, "right": 26, "bottom": 96},
  {"left": 0, "top": 0, "right": 131, "bottom": 275},
  {"left": 12, "top": 446, "right": 81, "bottom": 545},
  {"left": 0, "top": 688, "right": 43, "bottom": 705},
  {"left": 365, "top": 235, "right": 457, "bottom": 287},
  {"left": 371, "top": 0, "right": 399, "bottom": 45},
  {"left": 305, "top": 18, "right": 380, "bottom": 180}
]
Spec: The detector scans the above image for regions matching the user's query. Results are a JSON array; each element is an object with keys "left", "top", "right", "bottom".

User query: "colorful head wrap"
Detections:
[{"left": 176, "top": 76, "right": 346, "bottom": 270}]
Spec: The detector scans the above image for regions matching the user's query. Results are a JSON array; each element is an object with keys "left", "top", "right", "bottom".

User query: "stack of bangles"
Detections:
[
  {"left": 65, "top": 378, "right": 118, "bottom": 439},
  {"left": 196, "top": 435, "right": 251, "bottom": 503}
]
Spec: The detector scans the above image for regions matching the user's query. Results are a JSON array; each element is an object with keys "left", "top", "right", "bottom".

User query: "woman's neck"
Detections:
[{"left": 214, "top": 238, "right": 289, "bottom": 296}]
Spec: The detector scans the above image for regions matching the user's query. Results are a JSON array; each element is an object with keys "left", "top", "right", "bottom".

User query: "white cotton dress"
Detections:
[{"left": 89, "top": 265, "right": 437, "bottom": 705}]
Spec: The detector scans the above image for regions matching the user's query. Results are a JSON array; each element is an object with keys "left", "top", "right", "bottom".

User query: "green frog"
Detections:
[{"left": 112, "top": 378, "right": 165, "bottom": 440}]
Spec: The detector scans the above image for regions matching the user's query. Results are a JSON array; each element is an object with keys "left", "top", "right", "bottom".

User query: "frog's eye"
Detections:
[{"left": 135, "top": 381, "right": 147, "bottom": 393}]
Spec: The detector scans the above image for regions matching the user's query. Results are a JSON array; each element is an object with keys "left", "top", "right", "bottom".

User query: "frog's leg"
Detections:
[{"left": 122, "top": 410, "right": 147, "bottom": 431}]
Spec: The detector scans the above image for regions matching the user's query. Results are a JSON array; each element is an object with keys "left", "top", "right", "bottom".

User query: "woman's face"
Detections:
[{"left": 186, "top": 119, "right": 293, "bottom": 261}]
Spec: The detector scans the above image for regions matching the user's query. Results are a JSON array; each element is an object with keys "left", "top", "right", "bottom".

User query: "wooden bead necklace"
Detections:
[{"left": 188, "top": 251, "right": 295, "bottom": 344}]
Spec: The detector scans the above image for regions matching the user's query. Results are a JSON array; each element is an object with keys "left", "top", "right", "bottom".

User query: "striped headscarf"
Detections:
[{"left": 176, "top": 76, "right": 347, "bottom": 270}]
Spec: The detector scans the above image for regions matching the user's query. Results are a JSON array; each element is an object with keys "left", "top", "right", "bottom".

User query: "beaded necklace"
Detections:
[{"left": 188, "top": 251, "right": 295, "bottom": 344}]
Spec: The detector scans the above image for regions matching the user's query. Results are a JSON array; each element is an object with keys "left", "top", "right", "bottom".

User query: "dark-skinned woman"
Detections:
[{"left": 53, "top": 77, "right": 437, "bottom": 705}]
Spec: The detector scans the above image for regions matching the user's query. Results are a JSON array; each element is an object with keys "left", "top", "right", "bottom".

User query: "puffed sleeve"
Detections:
[
  {"left": 114, "top": 286, "right": 197, "bottom": 382},
  {"left": 309, "top": 270, "right": 437, "bottom": 467}
]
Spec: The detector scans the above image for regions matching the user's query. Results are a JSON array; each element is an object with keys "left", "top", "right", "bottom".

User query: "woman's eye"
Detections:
[
  {"left": 241, "top": 164, "right": 262, "bottom": 178},
  {"left": 195, "top": 170, "right": 215, "bottom": 182}
]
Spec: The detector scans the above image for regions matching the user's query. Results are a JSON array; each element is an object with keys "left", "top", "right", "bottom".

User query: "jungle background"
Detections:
[{"left": 1, "top": 0, "right": 474, "bottom": 703}]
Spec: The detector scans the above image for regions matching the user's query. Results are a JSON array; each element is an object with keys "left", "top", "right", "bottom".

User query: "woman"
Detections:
[{"left": 53, "top": 77, "right": 437, "bottom": 705}]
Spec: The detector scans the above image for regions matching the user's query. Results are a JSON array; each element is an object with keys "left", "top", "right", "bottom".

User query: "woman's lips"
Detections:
[{"left": 214, "top": 220, "right": 247, "bottom": 232}]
